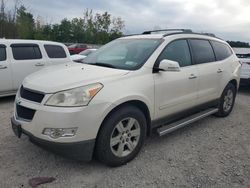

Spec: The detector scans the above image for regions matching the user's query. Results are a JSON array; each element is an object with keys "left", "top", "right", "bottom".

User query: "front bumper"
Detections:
[{"left": 11, "top": 117, "right": 95, "bottom": 161}]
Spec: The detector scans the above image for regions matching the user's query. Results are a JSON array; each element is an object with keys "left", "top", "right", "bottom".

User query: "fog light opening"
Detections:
[{"left": 42, "top": 128, "right": 78, "bottom": 139}]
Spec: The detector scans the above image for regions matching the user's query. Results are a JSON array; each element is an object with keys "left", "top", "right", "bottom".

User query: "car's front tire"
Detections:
[
  {"left": 95, "top": 105, "right": 147, "bottom": 167},
  {"left": 215, "top": 83, "right": 236, "bottom": 117}
]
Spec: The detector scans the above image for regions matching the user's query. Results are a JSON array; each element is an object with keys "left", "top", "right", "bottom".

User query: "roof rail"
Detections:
[
  {"left": 142, "top": 29, "right": 192, "bottom": 35},
  {"left": 142, "top": 29, "right": 218, "bottom": 39}
]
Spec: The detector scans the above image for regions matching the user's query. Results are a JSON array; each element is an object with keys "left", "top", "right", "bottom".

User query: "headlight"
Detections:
[{"left": 45, "top": 83, "right": 103, "bottom": 107}]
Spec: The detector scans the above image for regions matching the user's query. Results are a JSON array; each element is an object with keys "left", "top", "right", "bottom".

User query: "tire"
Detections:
[
  {"left": 95, "top": 105, "right": 147, "bottom": 167},
  {"left": 215, "top": 83, "right": 236, "bottom": 117}
]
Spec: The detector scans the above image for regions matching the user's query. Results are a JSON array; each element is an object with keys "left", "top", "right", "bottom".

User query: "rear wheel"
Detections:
[
  {"left": 215, "top": 83, "right": 236, "bottom": 117},
  {"left": 95, "top": 105, "right": 147, "bottom": 167}
]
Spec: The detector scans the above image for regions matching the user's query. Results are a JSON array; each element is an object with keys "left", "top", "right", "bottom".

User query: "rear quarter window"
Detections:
[
  {"left": 0, "top": 46, "right": 6, "bottom": 61},
  {"left": 189, "top": 39, "right": 215, "bottom": 64},
  {"left": 211, "top": 41, "right": 233, "bottom": 61},
  {"left": 44, "top": 45, "right": 67, "bottom": 58},
  {"left": 11, "top": 44, "right": 42, "bottom": 60}
]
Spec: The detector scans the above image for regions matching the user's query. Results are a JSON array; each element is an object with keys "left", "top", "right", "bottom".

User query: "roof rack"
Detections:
[
  {"left": 142, "top": 29, "right": 219, "bottom": 39},
  {"left": 142, "top": 29, "right": 192, "bottom": 35}
]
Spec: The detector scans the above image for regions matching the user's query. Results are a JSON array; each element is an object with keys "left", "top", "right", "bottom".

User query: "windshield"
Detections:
[{"left": 83, "top": 38, "right": 162, "bottom": 70}]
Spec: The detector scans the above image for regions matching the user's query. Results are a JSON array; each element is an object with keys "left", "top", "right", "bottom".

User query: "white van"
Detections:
[{"left": 0, "top": 39, "right": 71, "bottom": 97}]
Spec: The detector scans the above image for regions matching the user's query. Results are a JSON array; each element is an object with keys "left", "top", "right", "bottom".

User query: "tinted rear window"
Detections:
[
  {"left": 0, "top": 47, "right": 6, "bottom": 61},
  {"left": 44, "top": 45, "right": 67, "bottom": 58},
  {"left": 12, "top": 44, "right": 42, "bottom": 60},
  {"left": 211, "top": 41, "right": 232, "bottom": 61},
  {"left": 190, "top": 39, "right": 215, "bottom": 64}
]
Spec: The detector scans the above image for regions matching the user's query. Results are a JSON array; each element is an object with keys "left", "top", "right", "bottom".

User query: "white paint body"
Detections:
[
  {"left": 13, "top": 34, "right": 240, "bottom": 143},
  {"left": 0, "top": 39, "right": 71, "bottom": 97}
]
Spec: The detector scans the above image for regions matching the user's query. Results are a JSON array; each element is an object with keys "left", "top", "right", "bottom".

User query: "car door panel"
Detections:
[
  {"left": 189, "top": 39, "right": 220, "bottom": 105},
  {"left": 10, "top": 44, "right": 46, "bottom": 90},
  {"left": 196, "top": 63, "right": 220, "bottom": 103},
  {"left": 0, "top": 45, "right": 13, "bottom": 93},
  {"left": 154, "top": 67, "right": 198, "bottom": 119},
  {"left": 154, "top": 39, "right": 198, "bottom": 120}
]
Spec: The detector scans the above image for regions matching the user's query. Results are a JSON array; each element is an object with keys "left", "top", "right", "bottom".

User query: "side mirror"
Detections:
[{"left": 157, "top": 59, "right": 181, "bottom": 72}]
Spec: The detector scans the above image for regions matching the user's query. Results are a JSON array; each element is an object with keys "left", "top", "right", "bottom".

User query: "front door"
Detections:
[
  {"left": 10, "top": 44, "right": 46, "bottom": 90},
  {"left": 154, "top": 39, "right": 198, "bottom": 119}
]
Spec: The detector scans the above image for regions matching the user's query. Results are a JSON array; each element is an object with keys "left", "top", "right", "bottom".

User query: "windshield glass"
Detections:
[{"left": 83, "top": 38, "right": 162, "bottom": 70}]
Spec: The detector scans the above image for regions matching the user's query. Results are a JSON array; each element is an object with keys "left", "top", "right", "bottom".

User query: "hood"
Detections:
[{"left": 23, "top": 63, "right": 129, "bottom": 93}]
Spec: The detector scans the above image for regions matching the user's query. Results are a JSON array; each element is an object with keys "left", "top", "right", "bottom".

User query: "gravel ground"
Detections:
[{"left": 0, "top": 87, "right": 249, "bottom": 188}]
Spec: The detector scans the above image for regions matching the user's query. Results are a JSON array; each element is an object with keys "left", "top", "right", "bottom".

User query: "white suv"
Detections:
[
  {"left": 11, "top": 29, "right": 241, "bottom": 166},
  {"left": 0, "top": 39, "right": 71, "bottom": 97}
]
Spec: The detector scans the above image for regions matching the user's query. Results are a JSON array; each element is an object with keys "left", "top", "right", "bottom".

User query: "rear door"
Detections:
[
  {"left": 0, "top": 44, "right": 13, "bottom": 94},
  {"left": 154, "top": 39, "right": 198, "bottom": 119},
  {"left": 11, "top": 43, "right": 46, "bottom": 90},
  {"left": 189, "top": 39, "right": 219, "bottom": 104},
  {"left": 210, "top": 41, "right": 234, "bottom": 90},
  {"left": 44, "top": 44, "right": 69, "bottom": 65}
]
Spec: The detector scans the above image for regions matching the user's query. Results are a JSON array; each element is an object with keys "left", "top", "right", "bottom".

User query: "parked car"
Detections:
[
  {"left": 11, "top": 29, "right": 241, "bottom": 167},
  {"left": 0, "top": 39, "right": 71, "bottom": 97},
  {"left": 68, "top": 43, "right": 88, "bottom": 55},
  {"left": 233, "top": 48, "right": 250, "bottom": 85},
  {"left": 70, "top": 49, "right": 97, "bottom": 62}
]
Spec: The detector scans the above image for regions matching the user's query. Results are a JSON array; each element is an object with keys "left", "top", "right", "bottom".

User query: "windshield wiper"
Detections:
[{"left": 91, "top": 62, "right": 117, "bottom": 69}]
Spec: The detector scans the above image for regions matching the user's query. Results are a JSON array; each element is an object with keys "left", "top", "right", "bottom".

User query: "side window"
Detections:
[
  {"left": 11, "top": 44, "right": 42, "bottom": 60},
  {"left": 189, "top": 39, "right": 215, "bottom": 64},
  {"left": 0, "top": 46, "right": 6, "bottom": 61},
  {"left": 211, "top": 41, "right": 232, "bottom": 61},
  {"left": 158, "top": 40, "right": 192, "bottom": 67},
  {"left": 44, "top": 45, "right": 67, "bottom": 58}
]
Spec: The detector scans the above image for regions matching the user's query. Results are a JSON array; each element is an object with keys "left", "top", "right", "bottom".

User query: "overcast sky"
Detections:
[{"left": 7, "top": 0, "right": 250, "bottom": 42}]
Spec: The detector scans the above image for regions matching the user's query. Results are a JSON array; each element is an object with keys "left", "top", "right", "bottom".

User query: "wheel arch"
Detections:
[
  {"left": 229, "top": 79, "right": 238, "bottom": 90},
  {"left": 97, "top": 100, "right": 152, "bottom": 139}
]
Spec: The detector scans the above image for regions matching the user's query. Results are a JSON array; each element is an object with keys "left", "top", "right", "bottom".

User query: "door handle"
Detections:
[
  {"left": 35, "top": 63, "right": 45, "bottom": 67},
  {"left": 0, "top": 65, "right": 7, "bottom": 69},
  {"left": 189, "top": 74, "right": 197, "bottom": 79},
  {"left": 217, "top": 69, "right": 223, "bottom": 73}
]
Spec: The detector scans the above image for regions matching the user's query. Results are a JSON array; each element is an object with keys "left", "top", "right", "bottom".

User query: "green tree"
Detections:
[
  {"left": 0, "top": 1, "right": 125, "bottom": 44},
  {"left": 110, "top": 17, "right": 125, "bottom": 40},
  {"left": 71, "top": 18, "right": 85, "bottom": 43},
  {"left": 0, "top": 0, "right": 6, "bottom": 37},
  {"left": 16, "top": 5, "right": 35, "bottom": 39}
]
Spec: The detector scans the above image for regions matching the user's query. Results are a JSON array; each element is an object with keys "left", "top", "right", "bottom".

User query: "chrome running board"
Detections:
[{"left": 157, "top": 108, "right": 218, "bottom": 136}]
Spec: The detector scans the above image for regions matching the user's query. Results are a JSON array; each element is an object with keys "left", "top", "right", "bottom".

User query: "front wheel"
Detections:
[
  {"left": 95, "top": 105, "right": 147, "bottom": 167},
  {"left": 215, "top": 83, "right": 236, "bottom": 117}
]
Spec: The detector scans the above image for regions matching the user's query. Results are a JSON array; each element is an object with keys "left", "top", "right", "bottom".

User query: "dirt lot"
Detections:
[{"left": 0, "top": 87, "right": 249, "bottom": 188}]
